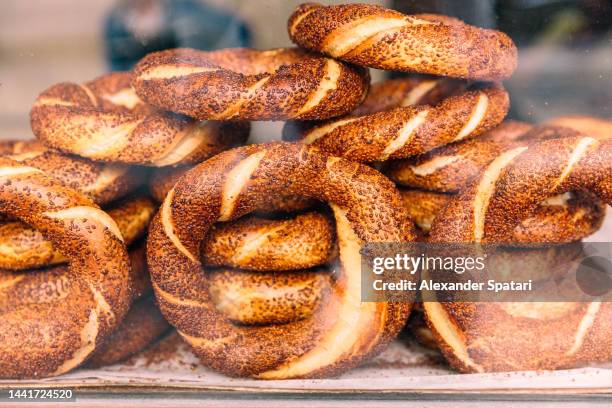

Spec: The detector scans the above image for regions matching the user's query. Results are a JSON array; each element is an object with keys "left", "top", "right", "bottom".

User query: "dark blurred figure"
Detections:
[
  {"left": 393, "top": 0, "right": 612, "bottom": 46},
  {"left": 105, "top": 0, "right": 252, "bottom": 71}
]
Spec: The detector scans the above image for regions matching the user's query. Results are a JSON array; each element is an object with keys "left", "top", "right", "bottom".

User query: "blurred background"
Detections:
[{"left": 0, "top": 0, "right": 610, "bottom": 141}]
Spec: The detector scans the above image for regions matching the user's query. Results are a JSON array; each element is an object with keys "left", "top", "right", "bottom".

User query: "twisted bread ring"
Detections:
[
  {"left": 147, "top": 142, "right": 414, "bottom": 378},
  {"left": 400, "top": 189, "right": 605, "bottom": 245},
  {"left": 409, "top": 242, "right": 587, "bottom": 349},
  {"left": 0, "top": 195, "right": 155, "bottom": 270},
  {"left": 202, "top": 212, "right": 336, "bottom": 271},
  {"left": 288, "top": 3, "right": 517, "bottom": 80},
  {"left": 425, "top": 134, "right": 612, "bottom": 372},
  {"left": 283, "top": 84, "right": 509, "bottom": 162},
  {"left": 0, "top": 158, "right": 131, "bottom": 378},
  {"left": 1, "top": 140, "right": 144, "bottom": 205},
  {"left": 386, "top": 121, "right": 533, "bottom": 192},
  {"left": 150, "top": 165, "right": 317, "bottom": 212},
  {"left": 282, "top": 75, "right": 467, "bottom": 141},
  {"left": 30, "top": 72, "right": 249, "bottom": 166},
  {"left": 352, "top": 76, "right": 468, "bottom": 116},
  {"left": 132, "top": 47, "right": 370, "bottom": 121}
]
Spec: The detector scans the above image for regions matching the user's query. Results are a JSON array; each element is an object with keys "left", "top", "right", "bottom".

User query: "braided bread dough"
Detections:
[
  {"left": 30, "top": 72, "right": 249, "bottom": 166},
  {"left": 0, "top": 158, "right": 131, "bottom": 378},
  {"left": 133, "top": 48, "right": 370, "bottom": 121},
  {"left": 147, "top": 143, "right": 414, "bottom": 378},
  {"left": 0, "top": 196, "right": 155, "bottom": 270},
  {"left": 288, "top": 3, "right": 517, "bottom": 80},
  {"left": 284, "top": 85, "right": 509, "bottom": 162},
  {"left": 425, "top": 133, "right": 612, "bottom": 372}
]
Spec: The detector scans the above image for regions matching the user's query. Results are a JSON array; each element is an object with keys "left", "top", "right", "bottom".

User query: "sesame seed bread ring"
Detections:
[
  {"left": 150, "top": 165, "right": 317, "bottom": 212},
  {"left": 133, "top": 47, "right": 370, "bottom": 121},
  {"left": 545, "top": 115, "right": 612, "bottom": 140},
  {"left": 288, "top": 3, "right": 517, "bottom": 80},
  {"left": 0, "top": 195, "right": 156, "bottom": 270},
  {"left": 401, "top": 189, "right": 605, "bottom": 245},
  {"left": 202, "top": 212, "right": 336, "bottom": 271},
  {"left": 147, "top": 142, "right": 414, "bottom": 378},
  {"left": 30, "top": 72, "right": 249, "bottom": 166},
  {"left": 282, "top": 75, "right": 468, "bottom": 142},
  {"left": 352, "top": 76, "right": 468, "bottom": 116},
  {"left": 424, "top": 134, "right": 612, "bottom": 372},
  {"left": 284, "top": 84, "right": 510, "bottom": 163},
  {"left": 3, "top": 144, "right": 145, "bottom": 206},
  {"left": 209, "top": 268, "right": 332, "bottom": 325},
  {"left": 0, "top": 158, "right": 131, "bottom": 378},
  {"left": 0, "top": 246, "right": 168, "bottom": 368},
  {"left": 386, "top": 121, "right": 533, "bottom": 192}
]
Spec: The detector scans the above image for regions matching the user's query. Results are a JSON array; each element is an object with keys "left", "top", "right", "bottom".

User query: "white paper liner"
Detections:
[{"left": 0, "top": 334, "right": 610, "bottom": 393}]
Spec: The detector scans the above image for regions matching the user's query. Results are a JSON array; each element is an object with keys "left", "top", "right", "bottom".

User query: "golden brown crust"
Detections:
[
  {"left": 545, "top": 115, "right": 612, "bottom": 140},
  {"left": 288, "top": 3, "right": 517, "bottom": 80},
  {"left": 425, "top": 132, "right": 612, "bottom": 372},
  {"left": 30, "top": 72, "right": 249, "bottom": 166},
  {"left": 0, "top": 158, "right": 131, "bottom": 378},
  {"left": 147, "top": 142, "right": 414, "bottom": 378},
  {"left": 282, "top": 76, "right": 468, "bottom": 141},
  {"left": 209, "top": 268, "right": 332, "bottom": 325},
  {"left": 150, "top": 164, "right": 317, "bottom": 212},
  {"left": 1, "top": 139, "right": 144, "bottom": 205},
  {"left": 86, "top": 297, "right": 169, "bottom": 368},
  {"left": 202, "top": 212, "right": 336, "bottom": 271},
  {"left": 386, "top": 121, "right": 533, "bottom": 191},
  {"left": 284, "top": 85, "right": 510, "bottom": 163},
  {"left": 132, "top": 48, "right": 370, "bottom": 121},
  {"left": 401, "top": 189, "right": 605, "bottom": 245},
  {"left": 0, "top": 195, "right": 155, "bottom": 270},
  {"left": 352, "top": 77, "right": 468, "bottom": 116},
  {"left": 0, "top": 140, "right": 46, "bottom": 156}
]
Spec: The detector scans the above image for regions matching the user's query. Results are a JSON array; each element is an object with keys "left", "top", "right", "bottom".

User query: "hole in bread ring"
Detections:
[
  {"left": 147, "top": 142, "right": 414, "bottom": 378},
  {"left": 30, "top": 72, "right": 249, "bottom": 166},
  {"left": 0, "top": 158, "right": 131, "bottom": 378},
  {"left": 425, "top": 132, "right": 612, "bottom": 372},
  {"left": 202, "top": 212, "right": 336, "bottom": 271},
  {"left": 209, "top": 268, "right": 332, "bottom": 325}
]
